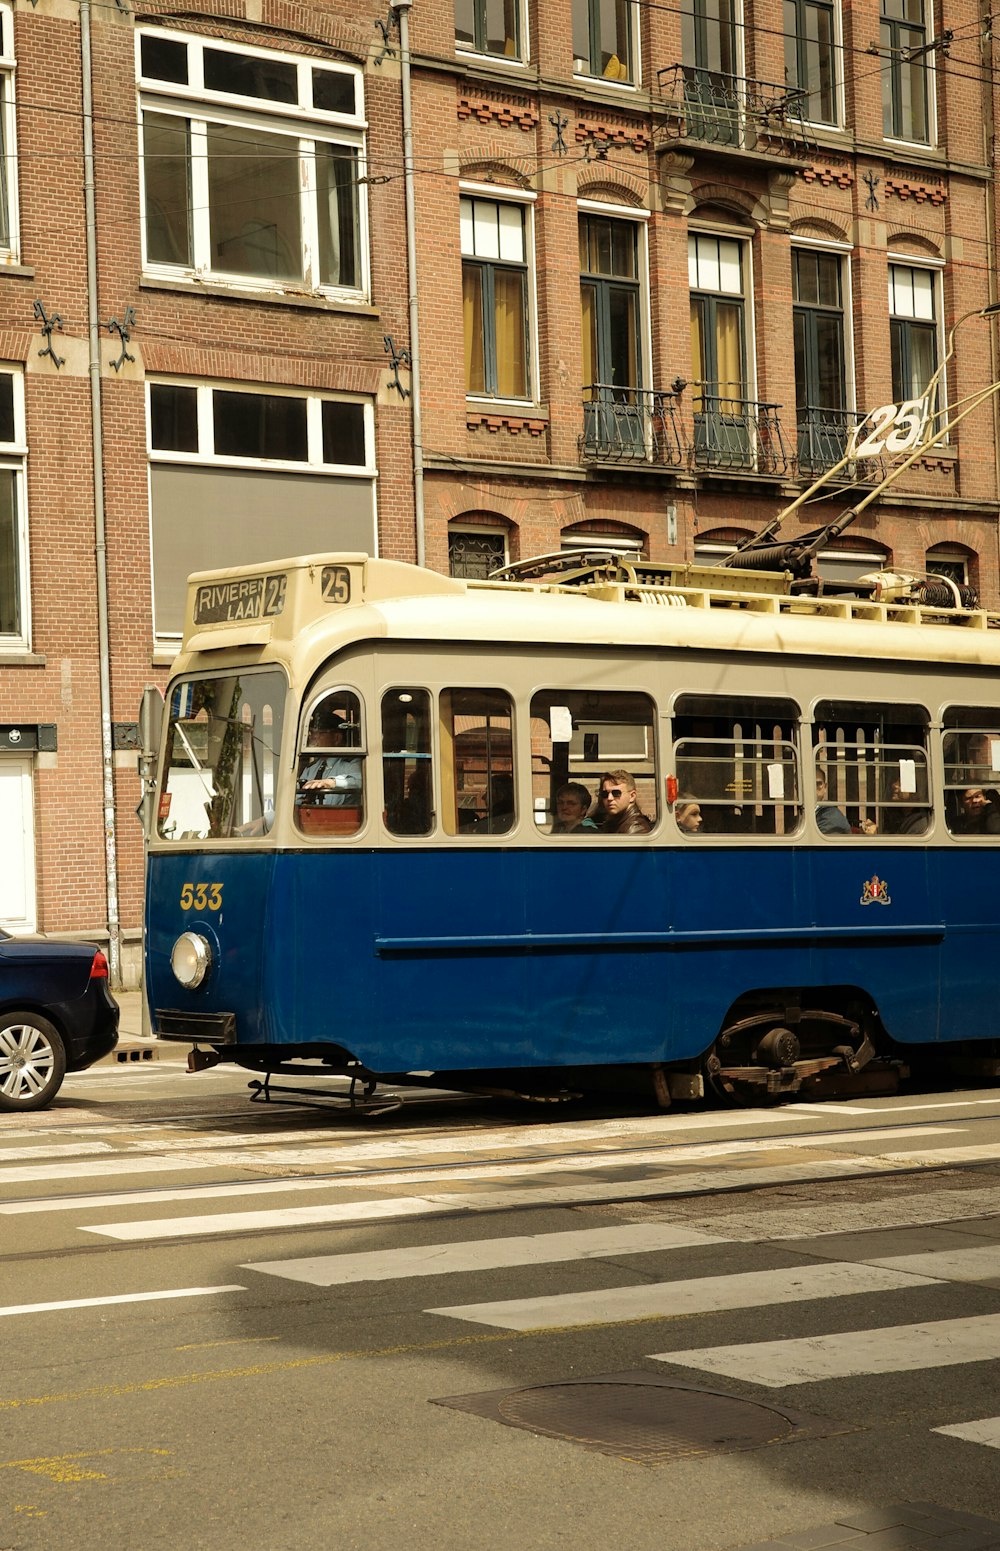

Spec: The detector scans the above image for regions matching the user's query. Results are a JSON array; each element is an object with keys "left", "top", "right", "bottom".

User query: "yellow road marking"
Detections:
[
  {"left": 175, "top": 1336, "right": 282, "bottom": 1351},
  {"left": 0, "top": 1447, "right": 171, "bottom": 1483},
  {"left": 0, "top": 1327, "right": 536, "bottom": 1411}
]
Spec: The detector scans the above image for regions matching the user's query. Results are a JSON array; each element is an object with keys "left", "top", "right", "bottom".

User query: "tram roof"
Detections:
[{"left": 177, "top": 552, "right": 1000, "bottom": 675}]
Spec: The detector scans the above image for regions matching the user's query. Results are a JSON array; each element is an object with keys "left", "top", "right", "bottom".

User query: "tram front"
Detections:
[{"left": 145, "top": 662, "right": 288, "bottom": 1054}]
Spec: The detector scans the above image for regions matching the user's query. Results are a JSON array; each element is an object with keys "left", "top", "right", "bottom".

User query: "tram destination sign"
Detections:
[{"left": 193, "top": 572, "right": 288, "bottom": 625}]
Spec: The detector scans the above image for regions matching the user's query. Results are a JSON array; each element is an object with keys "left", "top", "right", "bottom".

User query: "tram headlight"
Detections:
[{"left": 171, "top": 931, "right": 212, "bottom": 989}]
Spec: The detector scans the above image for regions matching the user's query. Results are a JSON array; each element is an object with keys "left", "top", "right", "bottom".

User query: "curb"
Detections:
[{"left": 98, "top": 1039, "right": 166, "bottom": 1066}]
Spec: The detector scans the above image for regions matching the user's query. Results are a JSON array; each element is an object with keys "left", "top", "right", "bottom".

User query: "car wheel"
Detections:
[{"left": 0, "top": 1013, "right": 67, "bottom": 1111}]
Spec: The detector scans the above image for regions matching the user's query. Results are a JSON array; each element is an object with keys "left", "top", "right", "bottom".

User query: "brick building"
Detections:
[
  {"left": 408, "top": 0, "right": 1000, "bottom": 602},
  {"left": 0, "top": 0, "right": 413, "bottom": 976},
  {"left": 3, "top": 0, "right": 1000, "bottom": 976}
]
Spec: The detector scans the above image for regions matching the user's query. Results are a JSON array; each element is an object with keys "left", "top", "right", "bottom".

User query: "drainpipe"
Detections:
[
  {"left": 80, "top": 0, "right": 121, "bottom": 984},
  {"left": 982, "top": 18, "right": 1000, "bottom": 599},
  {"left": 394, "top": 0, "right": 426, "bottom": 567}
]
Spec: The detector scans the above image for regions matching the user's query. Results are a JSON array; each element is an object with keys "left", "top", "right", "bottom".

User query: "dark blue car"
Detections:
[{"left": 0, "top": 931, "right": 119, "bottom": 1111}]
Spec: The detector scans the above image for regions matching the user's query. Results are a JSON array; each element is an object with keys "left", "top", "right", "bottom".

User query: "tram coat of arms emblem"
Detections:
[{"left": 860, "top": 874, "right": 891, "bottom": 906}]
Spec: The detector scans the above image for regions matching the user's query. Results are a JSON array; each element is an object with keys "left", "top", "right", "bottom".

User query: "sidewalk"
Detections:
[{"left": 101, "top": 988, "right": 165, "bottom": 1063}]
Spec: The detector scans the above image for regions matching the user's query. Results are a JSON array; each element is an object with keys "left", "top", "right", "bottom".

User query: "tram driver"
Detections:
[{"left": 295, "top": 701, "right": 363, "bottom": 809}]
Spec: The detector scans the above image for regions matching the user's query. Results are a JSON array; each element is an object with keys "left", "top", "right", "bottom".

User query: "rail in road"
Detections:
[{"left": 4, "top": 1073, "right": 1000, "bottom": 1250}]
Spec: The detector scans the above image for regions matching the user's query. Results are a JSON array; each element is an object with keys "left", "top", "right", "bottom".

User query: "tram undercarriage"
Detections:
[{"left": 180, "top": 999, "right": 923, "bottom": 1111}]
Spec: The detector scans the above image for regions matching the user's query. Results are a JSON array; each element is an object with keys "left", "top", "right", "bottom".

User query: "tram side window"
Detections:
[
  {"left": 294, "top": 689, "right": 365, "bottom": 836},
  {"left": 814, "top": 701, "right": 930, "bottom": 837},
  {"left": 942, "top": 708, "right": 1000, "bottom": 836},
  {"left": 158, "top": 669, "right": 286, "bottom": 840},
  {"left": 382, "top": 687, "right": 433, "bottom": 836},
  {"left": 672, "top": 695, "right": 800, "bottom": 836},
  {"left": 529, "top": 689, "right": 657, "bottom": 834},
  {"left": 440, "top": 688, "right": 515, "bottom": 835}
]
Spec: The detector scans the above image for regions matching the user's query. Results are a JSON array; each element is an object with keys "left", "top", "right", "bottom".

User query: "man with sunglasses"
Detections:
[{"left": 598, "top": 769, "right": 653, "bottom": 834}]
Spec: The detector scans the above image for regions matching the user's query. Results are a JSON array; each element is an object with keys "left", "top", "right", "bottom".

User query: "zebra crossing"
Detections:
[
  {"left": 242, "top": 1203, "right": 1000, "bottom": 1455},
  {"left": 5, "top": 1094, "right": 1000, "bottom": 1463}
]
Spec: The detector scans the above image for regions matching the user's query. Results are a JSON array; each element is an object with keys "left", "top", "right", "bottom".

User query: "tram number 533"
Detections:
[{"left": 179, "top": 882, "right": 223, "bottom": 912}]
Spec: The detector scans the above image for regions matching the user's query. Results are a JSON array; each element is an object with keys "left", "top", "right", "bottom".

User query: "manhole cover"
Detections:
[{"left": 432, "top": 1373, "right": 844, "bottom": 1463}]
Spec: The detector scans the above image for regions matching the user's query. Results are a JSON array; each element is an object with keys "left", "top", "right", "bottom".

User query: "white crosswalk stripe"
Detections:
[
  {"left": 243, "top": 1223, "right": 725, "bottom": 1286},
  {"left": 426, "top": 1261, "right": 938, "bottom": 1330},
  {"left": 933, "top": 1416, "right": 1000, "bottom": 1448},
  {"left": 651, "top": 1313, "right": 1000, "bottom": 1387}
]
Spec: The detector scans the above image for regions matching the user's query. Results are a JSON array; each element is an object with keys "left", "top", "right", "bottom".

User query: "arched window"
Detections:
[
  {"left": 926, "top": 544, "right": 976, "bottom": 591},
  {"left": 448, "top": 514, "right": 512, "bottom": 579}
]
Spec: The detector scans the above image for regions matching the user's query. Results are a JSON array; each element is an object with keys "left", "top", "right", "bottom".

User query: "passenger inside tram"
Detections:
[
  {"left": 598, "top": 770, "right": 653, "bottom": 834},
  {"left": 815, "top": 769, "right": 851, "bottom": 835},
  {"left": 550, "top": 782, "right": 598, "bottom": 833},
  {"left": 954, "top": 787, "right": 1000, "bottom": 835},
  {"left": 881, "top": 776, "right": 930, "bottom": 835},
  {"left": 675, "top": 800, "right": 703, "bottom": 834}
]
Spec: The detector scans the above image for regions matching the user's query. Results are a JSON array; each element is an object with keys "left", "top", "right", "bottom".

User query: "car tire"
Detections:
[{"left": 0, "top": 1012, "right": 67, "bottom": 1111}]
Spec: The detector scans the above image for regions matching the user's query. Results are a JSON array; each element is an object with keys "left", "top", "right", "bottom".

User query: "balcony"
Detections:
[
  {"left": 656, "top": 64, "right": 816, "bottom": 157},
  {"left": 795, "top": 407, "right": 886, "bottom": 484},
  {"left": 581, "top": 385, "right": 684, "bottom": 467},
  {"left": 691, "top": 389, "right": 791, "bottom": 475},
  {"left": 580, "top": 384, "right": 791, "bottom": 476}
]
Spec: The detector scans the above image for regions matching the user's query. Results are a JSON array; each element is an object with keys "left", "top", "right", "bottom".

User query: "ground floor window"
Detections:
[{"left": 147, "top": 380, "right": 375, "bottom": 639}]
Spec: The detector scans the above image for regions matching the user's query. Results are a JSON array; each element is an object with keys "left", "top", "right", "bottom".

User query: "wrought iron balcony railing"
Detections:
[
  {"left": 656, "top": 64, "right": 816, "bottom": 155},
  {"left": 580, "top": 385, "right": 684, "bottom": 467},
  {"left": 795, "top": 406, "right": 886, "bottom": 484},
  {"left": 690, "top": 389, "right": 791, "bottom": 475}
]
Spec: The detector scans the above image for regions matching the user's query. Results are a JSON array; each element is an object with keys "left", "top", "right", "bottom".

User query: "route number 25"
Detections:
[
  {"left": 179, "top": 882, "right": 223, "bottom": 912},
  {"left": 850, "top": 397, "right": 929, "bottom": 458}
]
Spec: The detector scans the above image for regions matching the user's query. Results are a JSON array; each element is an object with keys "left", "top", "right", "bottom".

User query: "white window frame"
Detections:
[
  {"left": 784, "top": 0, "right": 845, "bottom": 130},
  {"left": 137, "top": 27, "right": 369, "bottom": 301},
  {"left": 455, "top": 0, "right": 530, "bottom": 66},
  {"left": 572, "top": 0, "right": 640, "bottom": 88},
  {"left": 578, "top": 198, "right": 653, "bottom": 418},
  {"left": 791, "top": 235, "right": 857, "bottom": 445},
  {"left": 145, "top": 378, "right": 376, "bottom": 477},
  {"left": 0, "top": 367, "right": 29, "bottom": 651},
  {"left": 887, "top": 253, "right": 945, "bottom": 419},
  {"left": 687, "top": 228, "right": 758, "bottom": 408},
  {"left": 0, "top": 6, "right": 19, "bottom": 265},
  {"left": 460, "top": 183, "right": 539, "bottom": 407},
  {"left": 881, "top": 0, "right": 937, "bottom": 148}
]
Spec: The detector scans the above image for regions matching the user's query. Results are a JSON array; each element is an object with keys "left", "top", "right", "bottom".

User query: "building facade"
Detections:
[
  {"left": 409, "top": 0, "right": 1000, "bottom": 601},
  {"left": 2, "top": 0, "right": 1000, "bottom": 976},
  {"left": 0, "top": 0, "right": 414, "bottom": 976}
]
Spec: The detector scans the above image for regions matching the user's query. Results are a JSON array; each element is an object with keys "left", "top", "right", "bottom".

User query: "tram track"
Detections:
[{"left": 5, "top": 1091, "right": 1000, "bottom": 1220}]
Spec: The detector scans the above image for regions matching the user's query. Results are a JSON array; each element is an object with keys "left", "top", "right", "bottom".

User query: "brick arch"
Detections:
[
  {"left": 575, "top": 172, "right": 647, "bottom": 206},
  {"left": 687, "top": 185, "right": 763, "bottom": 228},
  {"left": 885, "top": 229, "right": 943, "bottom": 259},
  {"left": 562, "top": 517, "right": 647, "bottom": 544},
  {"left": 447, "top": 507, "right": 514, "bottom": 529},
  {"left": 458, "top": 151, "right": 534, "bottom": 188},
  {"left": 789, "top": 217, "right": 849, "bottom": 243},
  {"left": 160, "top": 2, "right": 369, "bottom": 58}
]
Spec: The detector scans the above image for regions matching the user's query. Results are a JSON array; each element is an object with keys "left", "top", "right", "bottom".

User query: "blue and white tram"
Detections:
[{"left": 143, "top": 551, "right": 1000, "bottom": 1104}]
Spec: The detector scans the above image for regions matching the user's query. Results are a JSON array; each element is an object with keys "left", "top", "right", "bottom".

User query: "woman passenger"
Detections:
[
  {"left": 675, "top": 801, "right": 703, "bottom": 834},
  {"left": 551, "top": 782, "right": 598, "bottom": 833}
]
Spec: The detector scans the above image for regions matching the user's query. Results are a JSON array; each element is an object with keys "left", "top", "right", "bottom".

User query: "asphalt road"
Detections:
[{"left": 3, "top": 1060, "right": 1000, "bottom": 1551}]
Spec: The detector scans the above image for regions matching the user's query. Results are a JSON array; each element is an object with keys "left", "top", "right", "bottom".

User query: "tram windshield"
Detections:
[{"left": 157, "top": 669, "right": 286, "bottom": 840}]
